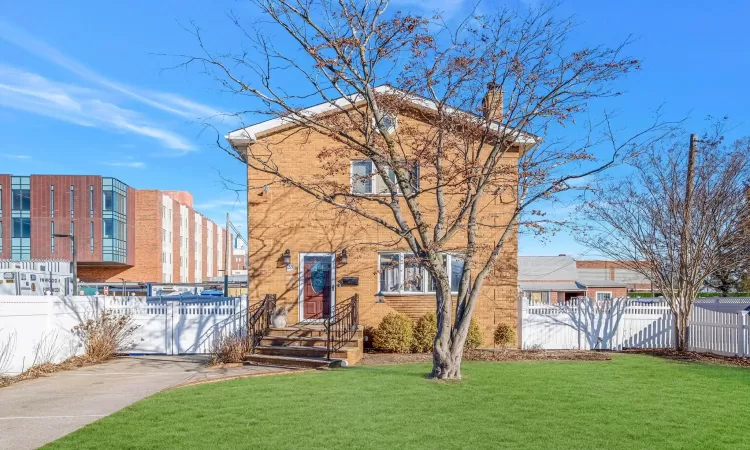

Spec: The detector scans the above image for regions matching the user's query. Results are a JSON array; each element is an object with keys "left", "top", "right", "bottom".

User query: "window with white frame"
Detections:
[
  {"left": 351, "top": 160, "right": 419, "bottom": 195},
  {"left": 528, "top": 291, "right": 549, "bottom": 303},
  {"left": 596, "top": 291, "right": 612, "bottom": 302},
  {"left": 378, "top": 252, "right": 465, "bottom": 295}
]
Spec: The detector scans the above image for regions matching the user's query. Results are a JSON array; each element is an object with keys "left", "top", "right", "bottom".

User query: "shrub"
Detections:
[
  {"left": 493, "top": 323, "right": 516, "bottom": 348},
  {"left": 464, "top": 318, "right": 483, "bottom": 350},
  {"left": 210, "top": 332, "right": 249, "bottom": 365},
  {"left": 412, "top": 312, "right": 437, "bottom": 353},
  {"left": 373, "top": 313, "right": 414, "bottom": 353},
  {"left": 72, "top": 310, "right": 139, "bottom": 363}
]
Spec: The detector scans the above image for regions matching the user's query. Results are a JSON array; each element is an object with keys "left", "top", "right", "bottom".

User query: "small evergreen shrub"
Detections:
[
  {"left": 493, "top": 323, "right": 516, "bottom": 348},
  {"left": 373, "top": 313, "right": 414, "bottom": 353},
  {"left": 412, "top": 312, "right": 437, "bottom": 353},
  {"left": 464, "top": 318, "right": 483, "bottom": 350}
]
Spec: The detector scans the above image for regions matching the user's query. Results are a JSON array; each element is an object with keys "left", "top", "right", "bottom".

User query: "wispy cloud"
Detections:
[
  {"left": 101, "top": 160, "right": 145, "bottom": 168},
  {"left": 194, "top": 199, "right": 245, "bottom": 210},
  {"left": 0, "top": 66, "right": 195, "bottom": 150},
  {"left": 390, "top": 0, "right": 468, "bottom": 18},
  {"left": 1, "top": 153, "right": 32, "bottom": 160},
  {"left": 0, "top": 20, "right": 227, "bottom": 121}
]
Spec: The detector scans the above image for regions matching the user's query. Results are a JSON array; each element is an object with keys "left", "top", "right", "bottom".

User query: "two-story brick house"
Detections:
[{"left": 227, "top": 86, "right": 530, "bottom": 359}]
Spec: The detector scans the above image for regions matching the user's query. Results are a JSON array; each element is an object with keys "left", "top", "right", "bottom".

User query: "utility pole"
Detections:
[
  {"left": 223, "top": 212, "right": 231, "bottom": 297},
  {"left": 676, "top": 134, "right": 698, "bottom": 348}
]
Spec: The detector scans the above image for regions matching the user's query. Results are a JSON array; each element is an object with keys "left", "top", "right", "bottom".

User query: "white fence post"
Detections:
[
  {"left": 740, "top": 312, "right": 747, "bottom": 358},
  {"left": 166, "top": 301, "right": 175, "bottom": 356}
]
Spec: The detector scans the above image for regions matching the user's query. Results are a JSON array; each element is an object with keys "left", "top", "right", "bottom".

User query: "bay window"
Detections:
[{"left": 378, "top": 252, "right": 465, "bottom": 295}]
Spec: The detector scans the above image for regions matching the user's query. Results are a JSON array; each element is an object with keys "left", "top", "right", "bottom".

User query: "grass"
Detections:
[{"left": 47, "top": 354, "right": 750, "bottom": 450}]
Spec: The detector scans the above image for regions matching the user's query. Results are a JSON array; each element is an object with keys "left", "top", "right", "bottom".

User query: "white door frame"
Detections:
[{"left": 298, "top": 252, "right": 336, "bottom": 323}]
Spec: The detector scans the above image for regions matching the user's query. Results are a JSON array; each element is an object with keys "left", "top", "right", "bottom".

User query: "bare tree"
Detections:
[
  {"left": 580, "top": 134, "right": 750, "bottom": 351},
  {"left": 176, "top": 1, "right": 671, "bottom": 379}
]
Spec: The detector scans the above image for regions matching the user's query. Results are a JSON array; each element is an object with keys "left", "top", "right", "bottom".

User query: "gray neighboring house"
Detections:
[{"left": 519, "top": 255, "right": 628, "bottom": 303}]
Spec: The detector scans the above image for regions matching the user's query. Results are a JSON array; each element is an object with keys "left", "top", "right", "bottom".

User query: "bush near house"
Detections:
[
  {"left": 412, "top": 312, "right": 438, "bottom": 353},
  {"left": 493, "top": 324, "right": 516, "bottom": 348},
  {"left": 373, "top": 313, "right": 414, "bottom": 353},
  {"left": 464, "top": 318, "right": 483, "bottom": 350}
]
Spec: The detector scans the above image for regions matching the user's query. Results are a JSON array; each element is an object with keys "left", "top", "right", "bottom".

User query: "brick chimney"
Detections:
[{"left": 482, "top": 82, "right": 504, "bottom": 122}]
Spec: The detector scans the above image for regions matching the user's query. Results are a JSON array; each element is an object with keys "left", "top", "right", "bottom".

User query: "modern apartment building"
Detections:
[
  {"left": 0, "top": 175, "right": 136, "bottom": 267},
  {"left": 0, "top": 175, "right": 230, "bottom": 283}
]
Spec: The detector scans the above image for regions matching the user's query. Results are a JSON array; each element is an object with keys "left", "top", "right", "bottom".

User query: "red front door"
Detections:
[{"left": 303, "top": 255, "right": 332, "bottom": 319}]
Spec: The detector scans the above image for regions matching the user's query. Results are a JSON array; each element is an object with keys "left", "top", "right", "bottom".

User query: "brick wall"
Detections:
[
  {"left": 202, "top": 217, "right": 209, "bottom": 280},
  {"left": 172, "top": 199, "right": 180, "bottom": 283},
  {"left": 188, "top": 209, "right": 195, "bottom": 282},
  {"left": 80, "top": 190, "right": 163, "bottom": 282},
  {"left": 243, "top": 113, "right": 520, "bottom": 346},
  {"left": 29, "top": 175, "right": 103, "bottom": 262},
  {"left": 587, "top": 287, "right": 629, "bottom": 299}
]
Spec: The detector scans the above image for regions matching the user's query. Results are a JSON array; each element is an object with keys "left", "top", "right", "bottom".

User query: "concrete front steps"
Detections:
[{"left": 244, "top": 325, "right": 364, "bottom": 369}]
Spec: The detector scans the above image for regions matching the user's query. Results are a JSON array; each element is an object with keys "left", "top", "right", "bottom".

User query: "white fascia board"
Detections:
[{"left": 225, "top": 84, "right": 537, "bottom": 146}]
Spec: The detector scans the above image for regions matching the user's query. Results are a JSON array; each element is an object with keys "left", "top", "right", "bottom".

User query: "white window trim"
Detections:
[
  {"left": 595, "top": 291, "right": 613, "bottom": 301},
  {"left": 350, "top": 160, "right": 398, "bottom": 195},
  {"left": 377, "top": 251, "right": 463, "bottom": 296}
]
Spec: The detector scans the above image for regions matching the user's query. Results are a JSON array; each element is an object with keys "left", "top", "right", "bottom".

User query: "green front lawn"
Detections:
[{"left": 48, "top": 355, "right": 750, "bottom": 449}]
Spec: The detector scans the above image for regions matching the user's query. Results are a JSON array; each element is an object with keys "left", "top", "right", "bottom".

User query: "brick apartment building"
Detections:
[{"left": 0, "top": 175, "right": 230, "bottom": 283}]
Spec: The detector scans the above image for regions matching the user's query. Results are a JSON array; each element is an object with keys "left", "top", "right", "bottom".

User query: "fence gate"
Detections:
[{"left": 106, "top": 296, "right": 247, "bottom": 355}]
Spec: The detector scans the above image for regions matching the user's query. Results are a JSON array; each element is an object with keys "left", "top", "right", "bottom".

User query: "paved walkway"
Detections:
[{"left": 0, "top": 356, "right": 294, "bottom": 450}]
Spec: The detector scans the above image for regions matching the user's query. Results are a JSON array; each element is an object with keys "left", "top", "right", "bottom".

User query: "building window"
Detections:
[
  {"left": 70, "top": 185, "right": 75, "bottom": 217},
  {"left": 596, "top": 292, "right": 612, "bottom": 302},
  {"left": 0, "top": 184, "right": 3, "bottom": 217},
  {"left": 351, "top": 160, "right": 419, "bottom": 194},
  {"left": 11, "top": 178, "right": 30, "bottom": 211},
  {"left": 377, "top": 252, "right": 464, "bottom": 295},
  {"left": 0, "top": 221, "right": 3, "bottom": 252},
  {"left": 90, "top": 221, "right": 94, "bottom": 253},
  {"left": 50, "top": 185, "right": 55, "bottom": 218},
  {"left": 70, "top": 221, "right": 74, "bottom": 253},
  {"left": 12, "top": 219, "right": 30, "bottom": 237},
  {"left": 89, "top": 185, "right": 94, "bottom": 218},
  {"left": 51, "top": 221, "right": 55, "bottom": 253},
  {"left": 529, "top": 291, "right": 550, "bottom": 303},
  {"left": 102, "top": 178, "right": 129, "bottom": 263}
]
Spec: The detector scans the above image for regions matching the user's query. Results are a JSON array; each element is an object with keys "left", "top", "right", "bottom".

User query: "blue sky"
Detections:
[{"left": 0, "top": 1, "right": 748, "bottom": 256}]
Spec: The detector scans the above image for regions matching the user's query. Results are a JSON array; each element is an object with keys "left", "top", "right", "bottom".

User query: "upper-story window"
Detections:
[
  {"left": 350, "top": 160, "right": 419, "bottom": 195},
  {"left": 89, "top": 185, "right": 94, "bottom": 217},
  {"left": 11, "top": 177, "right": 30, "bottom": 211},
  {"left": 50, "top": 185, "right": 55, "bottom": 218}
]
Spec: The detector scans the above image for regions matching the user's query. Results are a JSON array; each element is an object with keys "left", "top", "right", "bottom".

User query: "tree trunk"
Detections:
[
  {"left": 430, "top": 284, "right": 469, "bottom": 380},
  {"left": 431, "top": 332, "right": 467, "bottom": 380},
  {"left": 674, "top": 312, "right": 689, "bottom": 352}
]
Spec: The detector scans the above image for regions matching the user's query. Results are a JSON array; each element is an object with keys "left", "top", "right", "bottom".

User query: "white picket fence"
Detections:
[
  {"left": 0, "top": 295, "right": 247, "bottom": 375},
  {"left": 521, "top": 298, "right": 750, "bottom": 357}
]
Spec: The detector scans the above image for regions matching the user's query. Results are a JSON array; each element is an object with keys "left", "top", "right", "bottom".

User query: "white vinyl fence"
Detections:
[
  {"left": 522, "top": 299, "right": 673, "bottom": 350},
  {"left": 689, "top": 305, "right": 749, "bottom": 357},
  {"left": 0, "top": 295, "right": 247, "bottom": 375},
  {"left": 521, "top": 297, "right": 750, "bottom": 357}
]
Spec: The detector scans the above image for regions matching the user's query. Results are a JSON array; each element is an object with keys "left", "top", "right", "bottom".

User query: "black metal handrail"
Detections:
[
  {"left": 325, "top": 294, "right": 359, "bottom": 360},
  {"left": 248, "top": 294, "right": 276, "bottom": 354}
]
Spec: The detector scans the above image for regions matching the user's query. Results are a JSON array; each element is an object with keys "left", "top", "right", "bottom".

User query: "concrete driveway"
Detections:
[{"left": 0, "top": 356, "right": 292, "bottom": 450}]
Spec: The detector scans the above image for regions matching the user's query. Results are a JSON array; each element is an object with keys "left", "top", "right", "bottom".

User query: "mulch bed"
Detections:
[
  {"left": 359, "top": 349, "right": 610, "bottom": 365},
  {"left": 622, "top": 348, "right": 750, "bottom": 369},
  {"left": 466, "top": 349, "right": 611, "bottom": 362}
]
